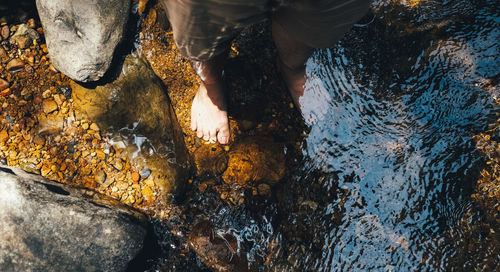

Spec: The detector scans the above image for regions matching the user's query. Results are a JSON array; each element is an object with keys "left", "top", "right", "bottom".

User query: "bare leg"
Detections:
[
  {"left": 272, "top": 21, "right": 314, "bottom": 108},
  {"left": 190, "top": 53, "right": 230, "bottom": 144}
]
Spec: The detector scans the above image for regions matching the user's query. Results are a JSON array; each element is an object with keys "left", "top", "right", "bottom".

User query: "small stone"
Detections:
[
  {"left": 0, "top": 130, "right": 8, "bottom": 143},
  {"left": 141, "top": 186, "right": 155, "bottom": 201},
  {"left": 0, "top": 47, "right": 7, "bottom": 63},
  {"left": 20, "top": 162, "right": 40, "bottom": 175},
  {"left": 81, "top": 122, "right": 89, "bottom": 130},
  {"left": 41, "top": 164, "right": 51, "bottom": 176},
  {"left": 53, "top": 94, "right": 64, "bottom": 106},
  {"left": 6, "top": 59, "right": 24, "bottom": 71},
  {"left": 94, "top": 169, "right": 107, "bottom": 184},
  {"left": 258, "top": 183, "right": 271, "bottom": 196},
  {"left": 139, "top": 168, "right": 151, "bottom": 179},
  {"left": 42, "top": 99, "right": 58, "bottom": 114},
  {"left": 90, "top": 123, "right": 100, "bottom": 131},
  {"left": 8, "top": 150, "right": 17, "bottom": 160},
  {"left": 11, "top": 24, "right": 40, "bottom": 49},
  {"left": 0, "top": 79, "right": 8, "bottom": 91},
  {"left": 0, "top": 88, "right": 11, "bottom": 97},
  {"left": 42, "top": 89, "right": 52, "bottom": 98},
  {"left": 1, "top": 25, "right": 9, "bottom": 40},
  {"left": 112, "top": 160, "right": 123, "bottom": 171},
  {"left": 95, "top": 150, "right": 106, "bottom": 160},
  {"left": 27, "top": 18, "right": 36, "bottom": 29},
  {"left": 12, "top": 36, "right": 31, "bottom": 49},
  {"left": 101, "top": 177, "right": 115, "bottom": 188},
  {"left": 131, "top": 172, "right": 140, "bottom": 183},
  {"left": 33, "top": 135, "right": 45, "bottom": 146}
]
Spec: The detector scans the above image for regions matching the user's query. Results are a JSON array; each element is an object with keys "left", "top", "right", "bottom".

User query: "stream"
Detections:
[{"left": 147, "top": 0, "right": 499, "bottom": 271}]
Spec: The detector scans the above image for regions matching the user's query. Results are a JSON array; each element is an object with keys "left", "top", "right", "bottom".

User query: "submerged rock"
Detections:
[
  {"left": 222, "top": 136, "right": 285, "bottom": 187},
  {"left": 71, "top": 54, "right": 191, "bottom": 202},
  {"left": 0, "top": 165, "right": 147, "bottom": 272},
  {"left": 189, "top": 221, "right": 248, "bottom": 272},
  {"left": 193, "top": 144, "right": 228, "bottom": 176},
  {"left": 35, "top": 0, "right": 130, "bottom": 82}
]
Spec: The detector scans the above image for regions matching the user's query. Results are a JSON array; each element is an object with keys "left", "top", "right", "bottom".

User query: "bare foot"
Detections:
[{"left": 190, "top": 81, "right": 230, "bottom": 144}]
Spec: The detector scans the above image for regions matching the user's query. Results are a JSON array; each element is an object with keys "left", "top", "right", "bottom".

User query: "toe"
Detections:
[
  {"left": 196, "top": 128, "right": 203, "bottom": 138},
  {"left": 217, "top": 125, "right": 230, "bottom": 145},
  {"left": 202, "top": 129, "right": 210, "bottom": 141},
  {"left": 209, "top": 128, "right": 217, "bottom": 143}
]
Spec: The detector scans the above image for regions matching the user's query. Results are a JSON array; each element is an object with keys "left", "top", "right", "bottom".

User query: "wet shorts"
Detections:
[{"left": 160, "top": 0, "right": 371, "bottom": 61}]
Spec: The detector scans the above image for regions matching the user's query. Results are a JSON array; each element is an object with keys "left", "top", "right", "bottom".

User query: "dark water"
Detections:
[{"left": 147, "top": 0, "right": 499, "bottom": 271}]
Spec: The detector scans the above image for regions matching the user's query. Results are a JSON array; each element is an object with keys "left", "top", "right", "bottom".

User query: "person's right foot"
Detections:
[{"left": 190, "top": 81, "right": 230, "bottom": 144}]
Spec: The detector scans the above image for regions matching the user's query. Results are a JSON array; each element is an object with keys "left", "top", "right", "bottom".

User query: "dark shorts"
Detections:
[{"left": 160, "top": 0, "right": 371, "bottom": 61}]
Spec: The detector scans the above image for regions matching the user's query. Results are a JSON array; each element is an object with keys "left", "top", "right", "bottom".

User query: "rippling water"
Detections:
[{"left": 151, "top": 0, "right": 499, "bottom": 271}]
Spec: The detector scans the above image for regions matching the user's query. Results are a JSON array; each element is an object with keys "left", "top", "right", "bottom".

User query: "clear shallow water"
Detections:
[{"left": 151, "top": 0, "right": 499, "bottom": 271}]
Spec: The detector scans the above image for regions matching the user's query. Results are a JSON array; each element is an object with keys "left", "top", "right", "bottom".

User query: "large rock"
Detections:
[
  {"left": 71, "top": 54, "right": 191, "bottom": 202},
  {"left": 222, "top": 136, "right": 285, "bottom": 187},
  {"left": 35, "top": 0, "right": 131, "bottom": 82},
  {"left": 0, "top": 165, "right": 148, "bottom": 272}
]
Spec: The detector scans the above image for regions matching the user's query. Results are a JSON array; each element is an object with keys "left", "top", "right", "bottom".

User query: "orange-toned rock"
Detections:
[
  {"left": 1, "top": 25, "right": 9, "bottom": 40},
  {"left": 0, "top": 79, "right": 8, "bottom": 91},
  {"left": 0, "top": 47, "right": 7, "bottom": 63},
  {"left": 193, "top": 144, "right": 228, "bottom": 176},
  {"left": 6, "top": 59, "right": 24, "bottom": 71},
  {"left": 222, "top": 136, "right": 285, "bottom": 186},
  {"left": 89, "top": 122, "right": 99, "bottom": 131},
  {"left": 0, "top": 88, "right": 10, "bottom": 97},
  {"left": 42, "top": 99, "right": 58, "bottom": 114},
  {"left": 0, "top": 129, "right": 8, "bottom": 144},
  {"left": 131, "top": 171, "right": 140, "bottom": 183}
]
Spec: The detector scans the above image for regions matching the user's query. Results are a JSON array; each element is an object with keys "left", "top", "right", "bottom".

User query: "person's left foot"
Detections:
[{"left": 190, "top": 81, "right": 230, "bottom": 144}]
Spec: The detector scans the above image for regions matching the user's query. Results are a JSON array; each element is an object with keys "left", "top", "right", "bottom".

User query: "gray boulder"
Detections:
[
  {"left": 0, "top": 165, "right": 148, "bottom": 272},
  {"left": 35, "top": 0, "right": 131, "bottom": 82}
]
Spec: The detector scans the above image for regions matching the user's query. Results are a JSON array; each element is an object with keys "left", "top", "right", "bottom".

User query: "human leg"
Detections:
[
  {"left": 189, "top": 52, "right": 230, "bottom": 144},
  {"left": 272, "top": 21, "right": 314, "bottom": 108}
]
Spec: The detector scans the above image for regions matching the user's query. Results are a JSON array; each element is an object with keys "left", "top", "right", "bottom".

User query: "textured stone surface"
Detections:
[
  {"left": 188, "top": 221, "right": 248, "bottom": 272},
  {"left": 0, "top": 165, "right": 148, "bottom": 272},
  {"left": 10, "top": 23, "right": 39, "bottom": 49},
  {"left": 222, "top": 136, "right": 285, "bottom": 186},
  {"left": 35, "top": 0, "right": 130, "bottom": 82},
  {"left": 71, "top": 54, "right": 191, "bottom": 202}
]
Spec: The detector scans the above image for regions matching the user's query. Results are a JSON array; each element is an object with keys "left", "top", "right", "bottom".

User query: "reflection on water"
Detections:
[{"left": 153, "top": 0, "right": 499, "bottom": 271}]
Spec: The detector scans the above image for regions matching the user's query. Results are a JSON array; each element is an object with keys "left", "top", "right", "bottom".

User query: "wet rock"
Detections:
[
  {"left": 0, "top": 130, "right": 8, "bottom": 144},
  {"left": 36, "top": 111, "right": 64, "bottom": 134},
  {"left": 139, "top": 168, "right": 151, "bottom": 179},
  {"left": 193, "top": 144, "right": 228, "bottom": 176},
  {"left": 0, "top": 47, "right": 8, "bottom": 63},
  {"left": 0, "top": 79, "right": 8, "bottom": 91},
  {"left": 222, "top": 136, "right": 285, "bottom": 186},
  {"left": 0, "top": 165, "right": 148, "bottom": 272},
  {"left": 1, "top": 25, "right": 9, "bottom": 40},
  {"left": 131, "top": 171, "right": 140, "bottom": 183},
  {"left": 6, "top": 59, "right": 24, "bottom": 71},
  {"left": 189, "top": 221, "right": 248, "bottom": 272},
  {"left": 42, "top": 99, "right": 58, "bottom": 114},
  {"left": 10, "top": 24, "right": 39, "bottom": 49},
  {"left": 71, "top": 54, "right": 191, "bottom": 202},
  {"left": 35, "top": 0, "right": 131, "bottom": 82}
]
